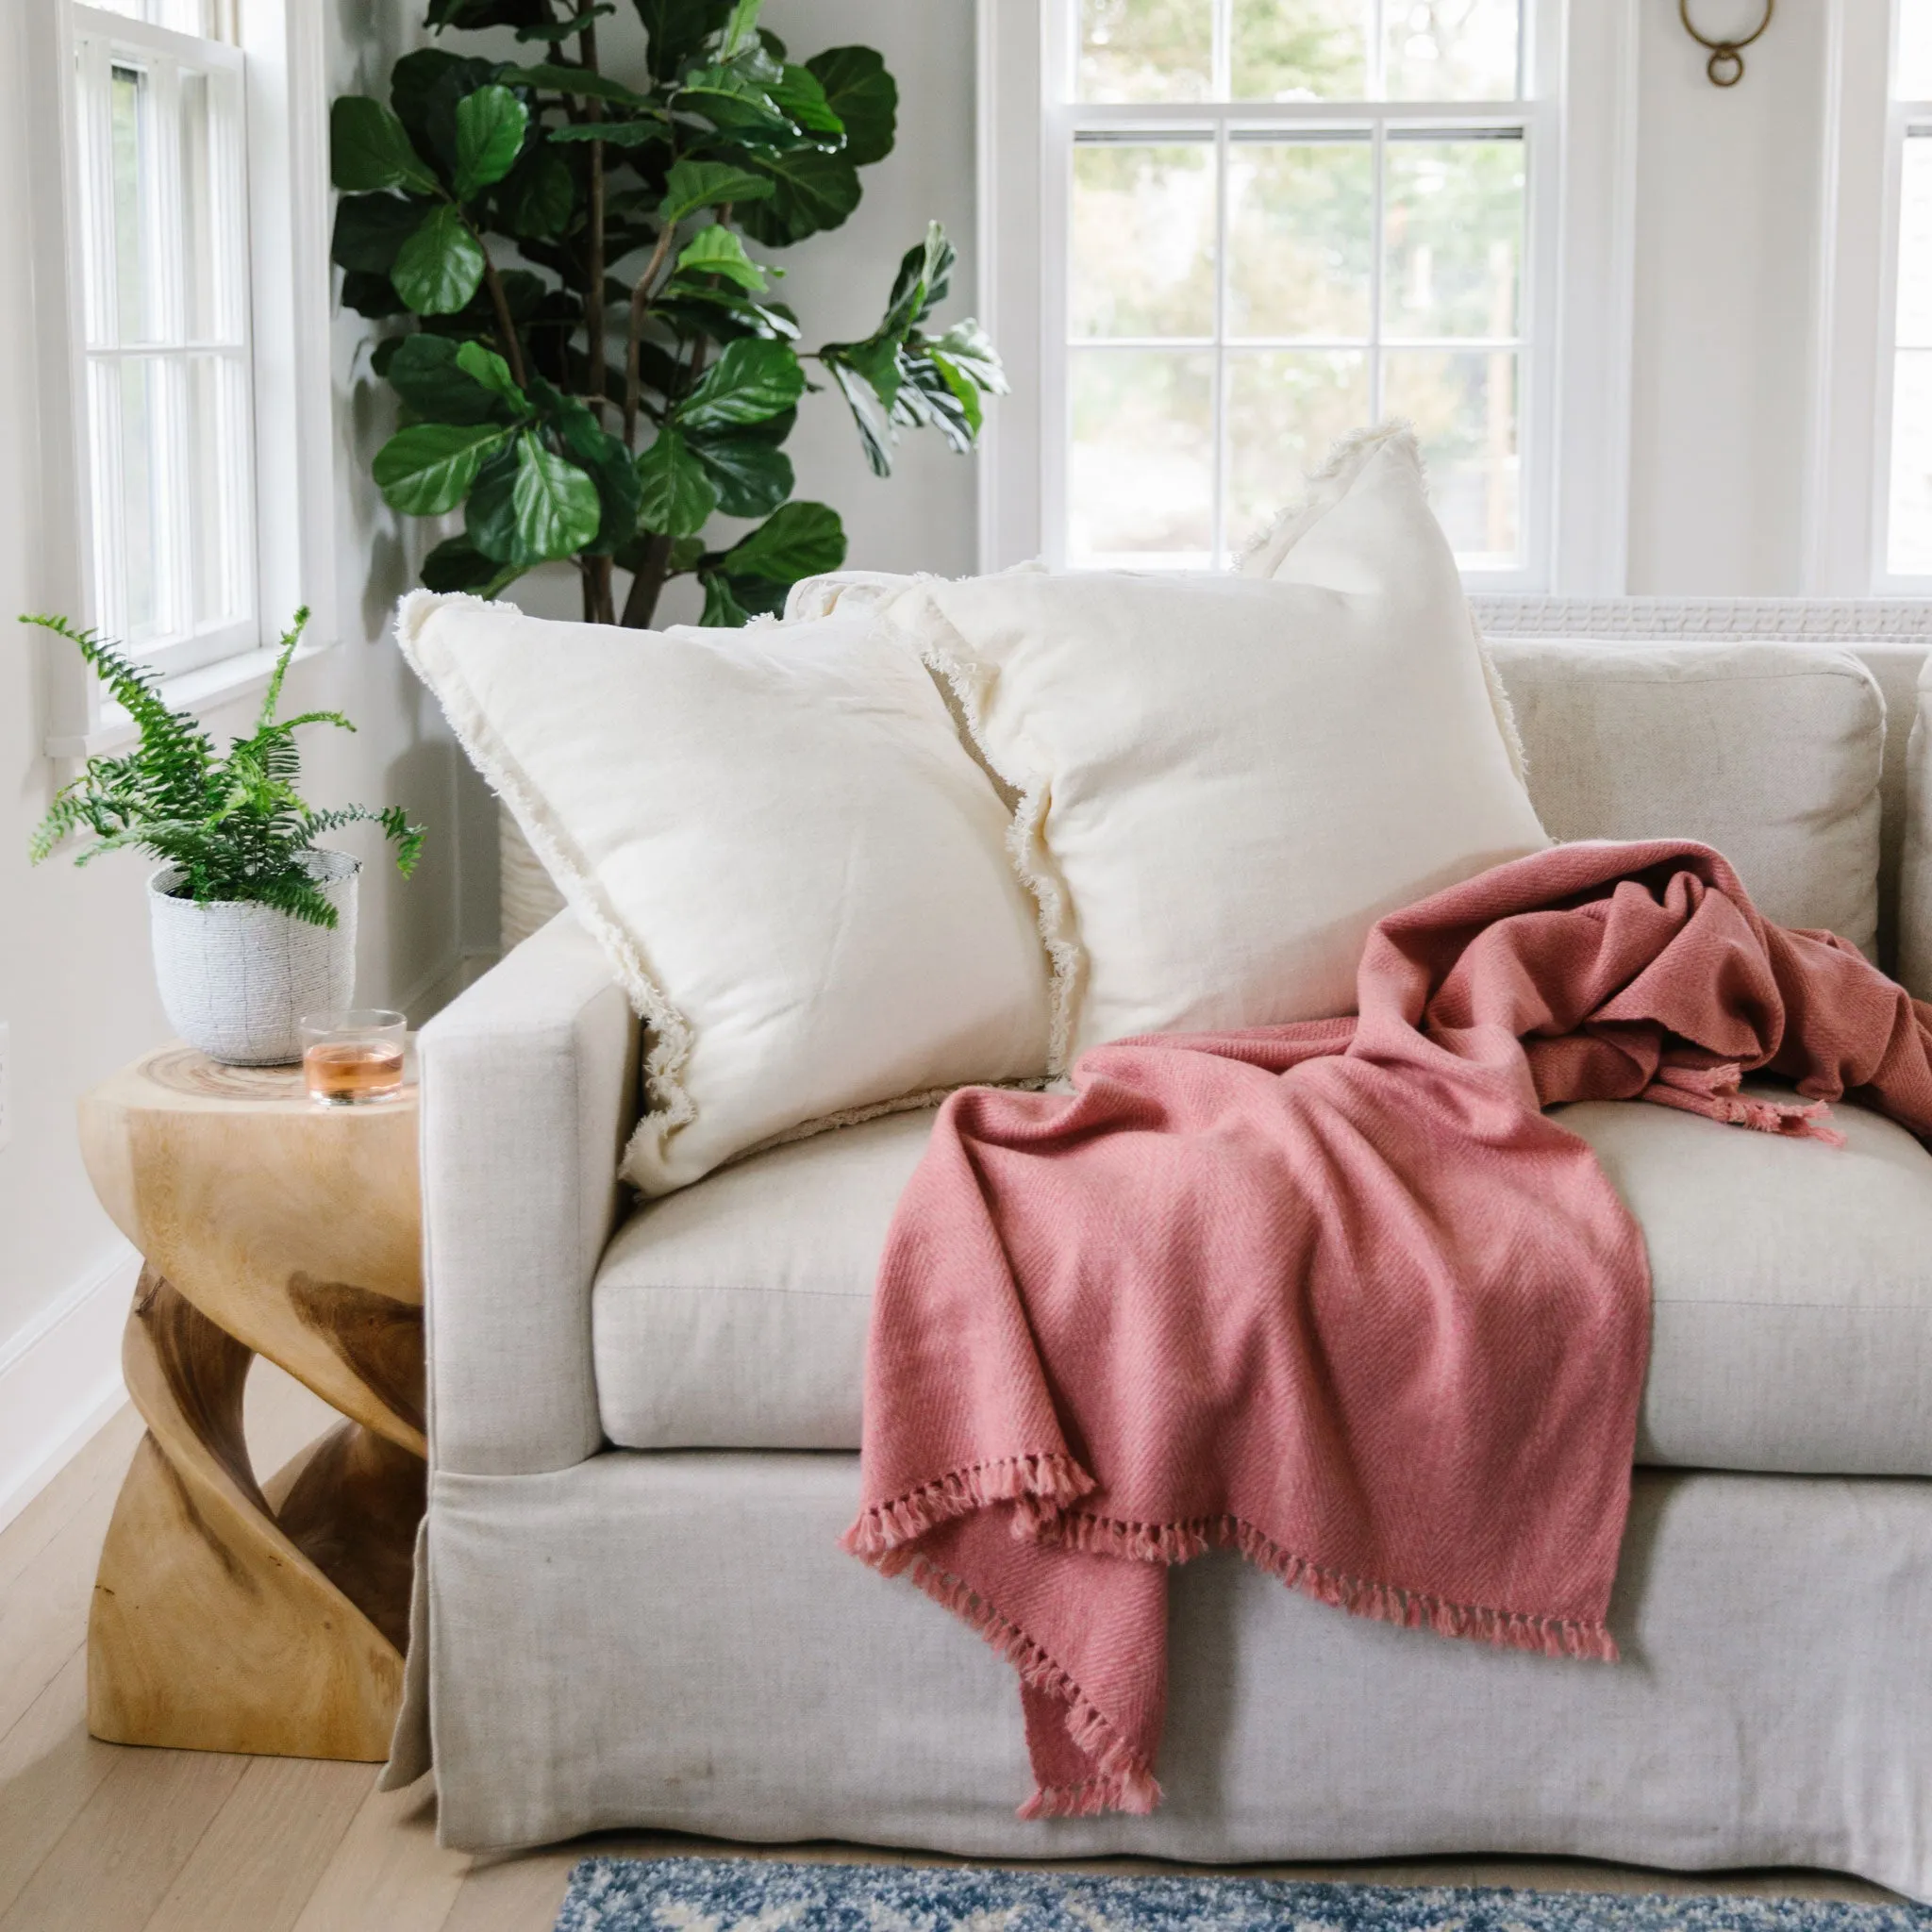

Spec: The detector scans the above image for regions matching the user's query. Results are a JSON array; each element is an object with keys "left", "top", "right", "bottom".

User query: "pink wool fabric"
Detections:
[{"left": 843, "top": 840, "right": 1932, "bottom": 1819}]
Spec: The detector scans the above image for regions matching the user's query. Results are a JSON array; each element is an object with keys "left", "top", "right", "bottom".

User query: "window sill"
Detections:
[{"left": 44, "top": 637, "right": 330, "bottom": 759}]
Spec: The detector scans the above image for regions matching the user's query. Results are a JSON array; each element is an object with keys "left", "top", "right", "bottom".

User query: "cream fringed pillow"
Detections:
[
  {"left": 396, "top": 592, "right": 1053, "bottom": 1194},
  {"left": 872, "top": 425, "right": 1550, "bottom": 1064}
]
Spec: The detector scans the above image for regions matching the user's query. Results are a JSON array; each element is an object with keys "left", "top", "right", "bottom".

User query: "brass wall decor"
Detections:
[{"left": 1680, "top": 0, "right": 1773, "bottom": 86}]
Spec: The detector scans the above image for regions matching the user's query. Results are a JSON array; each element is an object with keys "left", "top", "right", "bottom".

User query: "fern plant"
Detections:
[{"left": 26, "top": 609, "right": 425, "bottom": 928}]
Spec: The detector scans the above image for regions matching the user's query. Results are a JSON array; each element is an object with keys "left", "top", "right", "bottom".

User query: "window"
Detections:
[
  {"left": 70, "top": 1, "right": 254, "bottom": 677},
  {"left": 1043, "top": 0, "right": 1546, "bottom": 577},
  {"left": 35, "top": 0, "right": 334, "bottom": 754}
]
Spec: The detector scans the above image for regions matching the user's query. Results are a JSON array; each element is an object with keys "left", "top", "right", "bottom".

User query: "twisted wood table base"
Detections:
[{"left": 80, "top": 1046, "right": 425, "bottom": 1761}]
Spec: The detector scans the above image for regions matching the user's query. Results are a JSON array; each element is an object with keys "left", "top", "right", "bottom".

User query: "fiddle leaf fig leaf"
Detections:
[
  {"left": 929, "top": 317, "right": 1008, "bottom": 395},
  {"left": 455, "top": 340, "right": 530, "bottom": 414},
  {"left": 719, "top": 0, "right": 762, "bottom": 57},
  {"left": 497, "top": 145, "right": 575, "bottom": 236},
  {"left": 330, "top": 192, "right": 427, "bottom": 275},
  {"left": 372, "top": 421, "right": 512, "bottom": 514},
  {"left": 514, "top": 3, "right": 614, "bottom": 40},
  {"left": 674, "top": 337, "right": 805, "bottom": 432},
  {"left": 331, "top": 96, "right": 441, "bottom": 194},
  {"left": 881, "top": 222, "right": 953, "bottom": 336},
  {"left": 634, "top": 428, "right": 719, "bottom": 538},
  {"left": 688, "top": 428, "right": 792, "bottom": 518},
  {"left": 385, "top": 333, "right": 511, "bottom": 425},
  {"left": 674, "top": 66, "right": 796, "bottom": 145},
  {"left": 391, "top": 204, "right": 487, "bottom": 314},
  {"left": 675, "top": 225, "right": 769, "bottom": 291},
  {"left": 497, "top": 63, "right": 658, "bottom": 108},
  {"left": 548, "top": 119, "right": 668, "bottom": 146},
  {"left": 658, "top": 158, "right": 774, "bottom": 225},
  {"left": 722, "top": 498, "right": 845, "bottom": 583},
  {"left": 699, "top": 572, "right": 753, "bottom": 627},
  {"left": 805, "top": 46, "right": 895, "bottom": 167},
  {"left": 421, "top": 534, "right": 522, "bottom": 596},
  {"left": 767, "top": 64, "right": 841, "bottom": 142},
  {"left": 635, "top": 0, "right": 735, "bottom": 82},
  {"left": 467, "top": 431, "right": 602, "bottom": 565},
  {"left": 452, "top": 84, "right": 528, "bottom": 198},
  {"left": 730, "top": 145, "right": 861, "bottom": 247}
]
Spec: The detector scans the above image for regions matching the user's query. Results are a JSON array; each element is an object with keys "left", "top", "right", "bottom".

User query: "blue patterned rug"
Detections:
[{"left": 553, "top": 1857, "right": 1927, "bottom": 1932}]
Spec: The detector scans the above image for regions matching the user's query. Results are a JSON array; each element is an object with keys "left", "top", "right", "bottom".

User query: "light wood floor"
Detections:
[{"left": 0, "top": 1375, "right": 1903, "bottom": 1932}]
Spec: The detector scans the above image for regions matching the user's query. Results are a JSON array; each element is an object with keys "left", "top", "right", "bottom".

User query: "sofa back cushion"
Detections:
[
  {"left": 397, "top": 592, "right": 1054, "bottom": 1195},
  {"left": 876, "top": 428, "right": 1550, "bottom": 1062},
  {"left": 1490, "top": 641, "right": 1886, "bottom": 957}
]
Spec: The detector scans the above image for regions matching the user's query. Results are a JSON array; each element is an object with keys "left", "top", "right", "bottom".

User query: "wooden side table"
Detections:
[{"left": 77, "top": 1043, "right": 425, "bottom": 1761}]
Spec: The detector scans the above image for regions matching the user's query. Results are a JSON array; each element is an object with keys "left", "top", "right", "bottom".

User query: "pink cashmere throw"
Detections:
[{"left": 843, "top": 840, "right": 1932, "bottom": 1819}]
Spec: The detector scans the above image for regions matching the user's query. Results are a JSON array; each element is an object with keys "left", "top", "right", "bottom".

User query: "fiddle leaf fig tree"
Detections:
[{"left": 333, "top": 0, "right": 1006, "bottom": 627}]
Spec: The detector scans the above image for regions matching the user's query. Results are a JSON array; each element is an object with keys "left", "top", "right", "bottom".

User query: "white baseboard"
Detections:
[{"left": 0, "top": 1244, "right": 138, "bottom": 1535}]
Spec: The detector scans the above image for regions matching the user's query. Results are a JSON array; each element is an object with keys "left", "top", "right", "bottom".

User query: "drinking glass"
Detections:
[{"left": 301, "top": 1009, "right": 408, "bottom": 1107}]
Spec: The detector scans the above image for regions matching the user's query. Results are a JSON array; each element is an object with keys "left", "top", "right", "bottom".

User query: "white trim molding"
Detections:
[
  {"left": 0, "top": 1243, "right": 136, "bottom": 1535},
  {"left": 1805, "top": 0, "right": 1894, "bottom": 594},
  {"left": 1473, "top": 593, "right": 1932, "bottom": 640}
]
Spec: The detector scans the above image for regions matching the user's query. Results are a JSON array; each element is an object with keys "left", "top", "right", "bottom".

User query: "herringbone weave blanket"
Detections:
[{"left": 844, "top": 841, "right": 1932, "bottom": 1817}]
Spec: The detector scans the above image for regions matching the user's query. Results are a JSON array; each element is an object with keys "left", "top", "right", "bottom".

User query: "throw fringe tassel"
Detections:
[
  {"left": 896, "top": 1554, "right": 1162, "bottom": 1821},
  {"left": 841, "top": 1454, "right": 1095, "bottom": 1559},
  {"left": 1641, "top": 1062, "right": 1844, "bottom": 1146},
  {"left": 847, "top": 1456, "right": 1616, "bottom": 1818},
  {"left": 1033, "top": 1508, "right": 1619, "bottom": 1664}
]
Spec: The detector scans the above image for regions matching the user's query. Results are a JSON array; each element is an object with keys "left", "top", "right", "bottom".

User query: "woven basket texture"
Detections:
[{"left": 148, "top": 849, "right": 358, "bottom": 1065}]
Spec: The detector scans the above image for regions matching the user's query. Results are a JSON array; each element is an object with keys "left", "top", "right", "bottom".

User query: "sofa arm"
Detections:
[
  {"left": 1903, "top": 659, "right": 1932, "bottom": 1004},
  {"left": 421, "top": 911, "right": 639, "bottom": 1475}
]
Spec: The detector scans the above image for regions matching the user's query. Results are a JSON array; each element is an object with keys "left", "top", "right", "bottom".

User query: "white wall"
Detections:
[
  {"left": 1624, "top": 0, "right": 1828, "bottom": 595},
  {"left": 0, "top": 0, "right": 467, "bottom": 1522}
]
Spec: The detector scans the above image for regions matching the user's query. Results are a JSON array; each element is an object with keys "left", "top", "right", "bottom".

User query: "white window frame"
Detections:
[
  {"left": 976, "top": 0, "right": 1639, "bottom": 594},
  {"left": 27, "top": 0, "right": 337, "bottom": 758},
  {"left": 74, "top": 8, "right": 257, "bottom": 677}
]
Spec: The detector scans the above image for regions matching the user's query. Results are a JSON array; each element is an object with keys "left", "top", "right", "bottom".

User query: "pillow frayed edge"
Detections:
[
  {"left": 1233, "top": 418, "right": 1424, "bottom": 575},
  {"left": 391, "top": 590, "right": 701, "bottom": 1184},
  {"left": 1228, "top": 423, "right": 1535, "bottom": 792},
  {"left": 870, "top": 597, "right": 1083, "bottom": 1079}
]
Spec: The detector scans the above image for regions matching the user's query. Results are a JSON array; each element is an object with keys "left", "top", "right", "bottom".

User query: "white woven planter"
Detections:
[
  {"left": 148, "top": 850, "right": 359, "bottom": 1065},
  {"left": 500, "top": 802, "right": 566, "bottom": 950}
]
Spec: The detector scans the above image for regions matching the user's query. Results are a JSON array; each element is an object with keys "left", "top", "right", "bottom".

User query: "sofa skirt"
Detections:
[{"left": 410, "top": 1451, "right": 1932, "bottom": 1898}]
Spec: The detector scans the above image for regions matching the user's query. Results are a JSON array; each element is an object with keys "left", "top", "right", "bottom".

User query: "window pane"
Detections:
[
  {"left": 110, "top": 63, "right": 158, "bottom": 346},
  {"left": 1228, "top": 139, "right": 1372, "bottom": 339},
  {"left": 1070, "top": 350, "right": 1214, "bottom": 563},
  {"left": 1225, "top": 351, "right": 1371, "bottom": 546},
  {"left": 1890, "top": 353, "right": 1932, "bottom": 575},
  {"left": 179, "top": 70, "right": 221, "bottom": 341},
  {"left": 1077, "top": 0, "right": 1212, "bottom": 103},
  {"left": 1383, "top": 135, "right": 1523, "bottom": 340},
  {"left": 114, "top": 357, "right": 167, "bottom": 641},
  {"left": 1899, "top": 138, "right": 1932, "bottom": 349},
  {"left": 1385, "top": 0, "right": 1521, "bottom": 100},
  {"left": 186, "top": 355, "right": 246, "bottom": 627},
  {"left": 1073, "top": 141, "right": 1216, "bottom": 338},
  {"left": 1230, "top": 0, "right": 1368, "bottom": 101},
  {"left": 1901, "top": 0, "right": 1932, "bottom": 99},
  {"left": 1384, "top": 349, "right": 1517, "bottom": 561}
]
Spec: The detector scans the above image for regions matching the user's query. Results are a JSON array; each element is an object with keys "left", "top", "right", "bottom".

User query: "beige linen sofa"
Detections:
[{"left": 394, "top": 628, "right": 1932, "bottom": 1900}]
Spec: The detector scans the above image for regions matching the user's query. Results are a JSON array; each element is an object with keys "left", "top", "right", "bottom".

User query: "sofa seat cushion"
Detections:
[{"left": 591, "top": 1097, "right": 1932, "bottom": 1475}]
